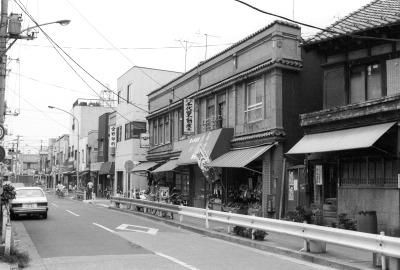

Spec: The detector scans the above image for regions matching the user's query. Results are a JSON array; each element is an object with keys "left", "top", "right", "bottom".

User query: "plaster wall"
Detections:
[{"left": 338, "top": 188, "right": 400, "bottom": 236}]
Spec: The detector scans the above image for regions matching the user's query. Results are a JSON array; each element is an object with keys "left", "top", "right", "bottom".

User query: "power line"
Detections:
[{"left": 234, "top": 0, "right": 400, "bottom": 43}]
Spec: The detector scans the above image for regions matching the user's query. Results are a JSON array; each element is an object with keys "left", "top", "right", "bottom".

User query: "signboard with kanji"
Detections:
[
  {"left": 140, "top": 133, "right": 150, "bottom": 148},
  {"left": 183, "top": 99, "right": 195, "bottom": 135},
  {"left": 109, "top": 126, "right": 116, "bottom": 148}
]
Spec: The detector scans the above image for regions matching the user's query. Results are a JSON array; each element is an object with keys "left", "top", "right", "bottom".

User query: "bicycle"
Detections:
[{"left": 56, "top": 189, "right": 65, "bottom": 198}]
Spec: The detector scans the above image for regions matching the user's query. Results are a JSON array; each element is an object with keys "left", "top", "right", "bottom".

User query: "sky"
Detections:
[{"left": 3, "top": 0, "right": 373, "bottom": 153}]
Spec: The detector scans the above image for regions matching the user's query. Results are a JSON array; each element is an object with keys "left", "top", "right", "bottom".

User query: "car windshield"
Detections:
[{"left": 16, "top": 189, "right": 45, "bottom": 198}]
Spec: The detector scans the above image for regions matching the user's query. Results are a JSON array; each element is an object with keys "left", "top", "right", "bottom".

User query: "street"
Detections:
[{"left": 12, "top": 195, "right": 333, "bottom": 270}]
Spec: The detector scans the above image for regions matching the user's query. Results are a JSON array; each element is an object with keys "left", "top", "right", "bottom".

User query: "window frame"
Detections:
[{"left": 245, "top": 79, "right": 263, "bottom": 123}]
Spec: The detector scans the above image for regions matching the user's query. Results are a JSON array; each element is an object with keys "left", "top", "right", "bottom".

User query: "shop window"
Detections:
[
  {"left": 127, "top": 84, "right": 131, "bottom": 103},
  {"left": 126, "top": 121, "right": 146, "bottom": 140},
  {"left": 116, "top": 126, "right": 122, "bottom": 142},
  {"left": 350, "top": 63, "right": 383, "bottom": 104},
  {"left": 164, "top": 115, "right": 170, "bottom": 143},
  {"left": 341, "top": 157, "right": 397, "bottom": 186},
  {"left": 324, "top": 67, "right": 346, "bottom": 109},
  {"left": 178, "top": 109, "right": 183, "bottom": 139},
  {"left": 245, "top": 79, "right": 263, "bottom": 123},
  {"left": 158, "top": 117, "right": 164, "bottom": 144},
  {"left": 117, "top": 90, "right": 121, "bottom": 104},
  {"left": 152, "top": 119, "right": 158, "bottom": 145},
  {"left": 217, "top": 93, "right": 226, "bottom": 128}
]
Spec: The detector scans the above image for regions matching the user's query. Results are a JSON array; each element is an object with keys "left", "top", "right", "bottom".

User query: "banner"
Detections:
[
  {"left": 195, "top": 144, "right": 220, "bottom": 184},
  {"left": 109, "top": 126, "right": 116, "bottom": 148},
  {"left": 183, "top": 99, "right": 195, "bottom": 135},
  {"left": 315, "top": 165, "right": 323, "bottom": 185}
]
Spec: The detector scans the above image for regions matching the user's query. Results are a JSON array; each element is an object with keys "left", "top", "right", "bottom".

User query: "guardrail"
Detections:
[{"left": 110, "top": 196, "right": 400, "bottom": 267}]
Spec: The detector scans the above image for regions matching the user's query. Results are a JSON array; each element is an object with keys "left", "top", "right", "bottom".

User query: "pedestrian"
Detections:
[{"left": 87, "top": 179, "right": 93, "bottom": 199}]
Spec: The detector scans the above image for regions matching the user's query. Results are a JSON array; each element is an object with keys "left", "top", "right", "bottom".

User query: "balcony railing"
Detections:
[{"left": 203, "top": 115, "right": 225, "bottom": 131}]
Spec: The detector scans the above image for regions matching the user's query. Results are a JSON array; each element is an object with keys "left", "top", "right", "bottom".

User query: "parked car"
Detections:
[
  {"left": 10, "top": 183, "right": 25, "bottom": 188},
  {"left": 10, "top": 187, "right": 48, "bottom": 219}
]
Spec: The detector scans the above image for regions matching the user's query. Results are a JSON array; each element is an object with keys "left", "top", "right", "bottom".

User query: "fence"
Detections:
[{"left": 110, "top": 196, "right": 400, "bottom": 268}]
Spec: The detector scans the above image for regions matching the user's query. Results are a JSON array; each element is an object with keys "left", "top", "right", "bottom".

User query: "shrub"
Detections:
[
  {"left": 331, "top": 213, "right": 357, "bottom": 231},
  {"left": 1, "top": 184, "right": 16, "bottom": 203},
  {"left": 284, "top": 206, "right": 313, "bottom": 224},
  {"left": 0, "top": 246, "right": 31, "bottom": 268},
  {"left": 233, "top": 226, "right": 268, "bottom": 241}
]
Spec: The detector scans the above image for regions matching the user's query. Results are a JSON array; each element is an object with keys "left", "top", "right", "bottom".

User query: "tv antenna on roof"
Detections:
[
  {"left": 196, "top": 31, "right": 220, "bottom": 61},
  {"left": 175, "top": 39, "right": 200, "bottom": 72}
]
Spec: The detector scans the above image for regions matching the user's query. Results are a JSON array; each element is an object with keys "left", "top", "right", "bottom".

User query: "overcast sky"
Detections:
[{"left": 3, "top": 0, "right": 373, "bottom": 153}]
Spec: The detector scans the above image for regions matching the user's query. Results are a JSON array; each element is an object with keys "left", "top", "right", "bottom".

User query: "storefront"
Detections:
[
  {"left": 208, "top": 144, "right": 275, "bottom": 216},
  {"left": 288, "top": 122, "right": 399, "bottom": 232},
  {"left": 98, "top": 162, "right": 114, "bottom": 197},
  {"left": 131, "top": 161, "right": 161, "bottom": 198},
  {"left": 176, "top": 128, "right": 234, "bottom": 208}
]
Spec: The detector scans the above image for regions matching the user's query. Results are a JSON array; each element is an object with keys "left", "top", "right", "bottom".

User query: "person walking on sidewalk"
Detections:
[{"left": 87, "top": 179, "right": 94, "bottom": 199}]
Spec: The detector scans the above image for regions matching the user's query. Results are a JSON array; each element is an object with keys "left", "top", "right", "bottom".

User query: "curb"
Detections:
[{"left": 108, "top": 206, "right": 371, "bottom": 270}]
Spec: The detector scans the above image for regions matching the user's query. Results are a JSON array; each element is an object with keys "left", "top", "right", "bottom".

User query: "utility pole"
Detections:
[
  {"left": 16, "top": 135, "right": 19, "bottom": 182},
  {"left": 0, "top": 0, "right": 9, "bottom": 124}
]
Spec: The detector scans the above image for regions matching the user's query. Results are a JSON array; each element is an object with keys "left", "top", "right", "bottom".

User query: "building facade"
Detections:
[
  {"left": 288, "top": 0, "right": 400, "bottom": 236},
  {"left": 147, "top": 21, "right": 320, "bottom": 217},
  {"left": 115, "top": 66, "right": 182, "bottom": 196}
]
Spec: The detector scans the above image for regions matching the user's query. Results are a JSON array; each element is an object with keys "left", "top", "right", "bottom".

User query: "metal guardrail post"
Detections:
[
  {"left": 5, "top": 222, "right": 12, "bottom": 255},
  {"left": 205, "top": 209, "right": 209, "bottom": 229},
  {"left": 227, "top": 211, "right": 232, "bottom": 234}
]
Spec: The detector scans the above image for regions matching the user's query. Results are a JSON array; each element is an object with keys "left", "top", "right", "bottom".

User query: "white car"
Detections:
[{"left": 10, "top": 187, "right": 48, "bottom": 219}]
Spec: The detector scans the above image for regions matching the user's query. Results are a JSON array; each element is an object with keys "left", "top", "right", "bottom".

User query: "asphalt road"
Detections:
[{"left": 13, "top": 196, "right": 334, "bottom": 270}]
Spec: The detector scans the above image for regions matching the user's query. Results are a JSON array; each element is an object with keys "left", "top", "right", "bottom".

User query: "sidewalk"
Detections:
[
  {"left": 5, "top": 197, "right": 380, "bottom": 270},
  {"left": 100, "top": 200, "right": 378, "bottom": 270}
]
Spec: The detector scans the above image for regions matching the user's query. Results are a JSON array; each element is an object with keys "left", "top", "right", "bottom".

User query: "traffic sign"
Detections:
[
  {"left": 0, "top": 125, "right": 4, "bottom": 140},
  {"left": 124, "top": 160, "right": 134, "bottom": 171}
]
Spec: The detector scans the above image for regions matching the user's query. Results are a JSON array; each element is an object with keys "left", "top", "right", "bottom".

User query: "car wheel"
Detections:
[{"left": 42, "top": 213, "right": 47, "bottom": 219}]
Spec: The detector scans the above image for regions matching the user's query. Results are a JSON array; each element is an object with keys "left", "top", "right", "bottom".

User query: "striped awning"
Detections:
[
  {"left": 207, "top": 144, "right": 274, "bottom": 168},
  {"left": 131, "top": 162, "right": 159, "bottom": 172},
  {"left": 287, "top": 122, "right": 396, "bottom": 154},
  {"left": 151, "top": 159, "right": 178, "bottom": 173}
]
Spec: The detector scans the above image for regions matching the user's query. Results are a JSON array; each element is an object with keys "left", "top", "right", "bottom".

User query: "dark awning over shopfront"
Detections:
[
  {"left": 79, "top": 171, "right": 89, "bottom": 176},
  {"left": 99, "top": 162, "right": 115, "bottom": 175},
  {"left": 287, "top": 122, "right": 396, "bottom": 154},
  {"left": 151, "top": 159, "right": 178, "bottom": 173},
  {"left": 177, "top": 128, "right": 234, "bottom": 166},
  {"left": 131, "top": 162, "right": 159, "bottom": 172},
  {"left": 207, "top": 144, "right": 274, "bottom": 168}
]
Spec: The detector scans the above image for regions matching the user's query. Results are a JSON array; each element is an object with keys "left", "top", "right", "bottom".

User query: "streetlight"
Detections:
[
  {"left": 48, "top": 106, "right": 80, "bottom": 189},
  {"left": 0, "top": 11, "right": 71, "bottom": 125}
]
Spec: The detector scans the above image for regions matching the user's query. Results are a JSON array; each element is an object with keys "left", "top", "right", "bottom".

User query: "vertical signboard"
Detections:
[
  {"left": 288, "top": 171, "right": 294, "bottom": 201},
  {"left": 315, "top": 165, "right": 323, "bottom": 185},
  {"left": 183, "top": 99, "right": 195, "bottom": 135},
  {"left": 140, "top": 133, "right": 150, "bottom": 148},
  {"left": 109, "top": 126, "right": 116, "bottom": 148}
]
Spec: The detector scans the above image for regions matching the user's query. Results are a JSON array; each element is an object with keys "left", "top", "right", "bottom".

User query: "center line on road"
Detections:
[
  {"left": 155, "top": 252, "right": 200, "bottom": 270},
  {"left": 66, "top": 210, "right": 80, "bottom": 216},
  {"left": 93, "top": 223, "right": 115, "bottom": 233},
  {"left": 51, "top": 203, "right": 58, "bottom": 207}
]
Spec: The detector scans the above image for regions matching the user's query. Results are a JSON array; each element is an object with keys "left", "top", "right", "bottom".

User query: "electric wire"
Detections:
[{"left": 234, "top": 0, "right": 400, "bottom": 43}]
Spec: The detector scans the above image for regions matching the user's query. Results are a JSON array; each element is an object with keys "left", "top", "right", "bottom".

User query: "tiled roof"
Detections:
[
  {"left": 193, "top": 58, "right": 302, "bottom": 98},
  {"left": 305, "top": 0, "right": 400, "bottom": 45},
  {"left": 231, "top": 130, "right": 286, "bottom": 143}
]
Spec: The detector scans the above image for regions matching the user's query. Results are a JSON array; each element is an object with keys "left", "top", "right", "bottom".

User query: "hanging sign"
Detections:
[
  {"left": 140, "top": 133, "right": 150, "bottom": 148},
  {"left": 288, "top": 171, "right": 294, "bottom": 201},
  {"left": 183, "top": 99, "right": 195, "bottom": 135},
  {"left": 398, "top": 174, "right": 400, "bottom": 189},
  {"left": 315, "top": 165, "right": 323, "bottom": 185},
  {"left": 195, "top": 144, "right": 220, "bottom": 184},
  {"left": 109, "top": 126, "right": 116, "bottom": 148}
]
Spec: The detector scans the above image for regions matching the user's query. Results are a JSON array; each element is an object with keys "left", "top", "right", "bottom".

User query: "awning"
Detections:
[
  {"left": 287, "top": 122, "right": 396, "bottom": 154},
  {"left": 99, "top": 162, "right": 115, "bottom": 175},
  {"left": 151, "top": 159, "right": 178, "bottom": 173},
  {"left": 131, "top": 162, "right": 159, "bottom": 172},
  {"left": 79, "top": 171, "right": 89, "bottom": 176},
  {"left": 207, "top": 144, "right": 274, "bottom": 168},
  {"left": 177, "top": 128, "right": 234, "bottom": 165}
]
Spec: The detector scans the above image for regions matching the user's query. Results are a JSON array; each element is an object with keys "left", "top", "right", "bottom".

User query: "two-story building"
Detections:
[
  {"left": 147, "top": 20, "right": 321, "bottom": 217},
  {"left": 288, "top": 0, "right": 400, "bottom": 235}
]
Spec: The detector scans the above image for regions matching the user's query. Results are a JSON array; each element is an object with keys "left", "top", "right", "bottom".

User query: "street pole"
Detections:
[{"left": 0, "top": 0, "right": 9, "bottom": 124}]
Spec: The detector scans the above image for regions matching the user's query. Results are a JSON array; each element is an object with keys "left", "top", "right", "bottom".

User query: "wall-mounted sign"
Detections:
[
  {"left": 140, "top": 133, "right": 150, "bottom": 148},
  {"left": 315, "top": 165, "right": 323, "bottom": 185},
  {"left": 183, "top": 99, "right": 195, "bottom": 135},
  {"left": 109, "top": 126, "right": 116, "bottom": 148}
]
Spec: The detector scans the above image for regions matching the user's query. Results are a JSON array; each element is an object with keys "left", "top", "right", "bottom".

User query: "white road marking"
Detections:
[
  {"left": 66, "top": 210, "right": 80, "bottom": 217},
  {"left": 51, "top": 203, "right": 58, "bottom": 207},
  {"left": 93, "top": 223, "right": 115, "bottom": 233},
  {"left": 97, "top": 204, "right": 109, "bottom": 208},
  {"left": 155, "top": 252, "right": 200, "bottom": 270},
  {"left": 116, "top": 224, "right": 158, "bottom": 235}
]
